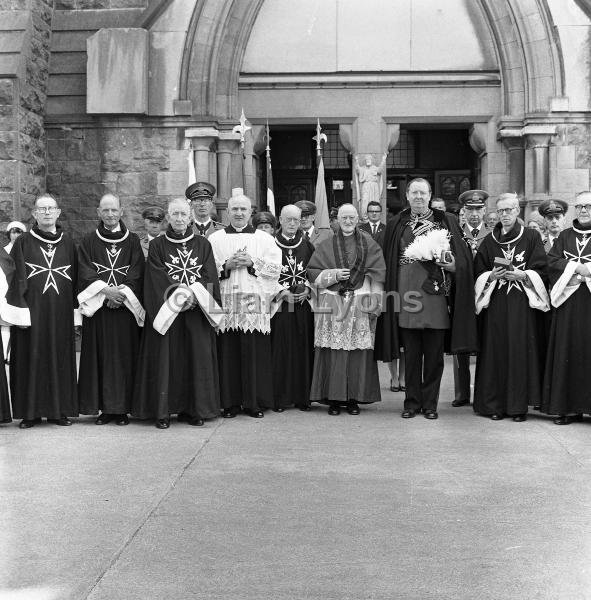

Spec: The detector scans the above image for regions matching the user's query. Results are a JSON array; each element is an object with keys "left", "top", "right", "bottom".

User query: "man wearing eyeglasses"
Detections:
[
  {"left": 6, "top": 194, "right": 80, "bottom": 428},
  {"left": 542, "top": 192, "right": 591, "bottom": 424},
  {"left": 359, "top": 201, "right": 386, "bottom": 247},
  {"left": 539, "top": 199, "right": 567, "bottom": 252},
  {"left": 473, "top": 193, "right": 549, "bottom": 422},
  {"left": 187, "top": 182, "right": 224, "bottom": 238}
]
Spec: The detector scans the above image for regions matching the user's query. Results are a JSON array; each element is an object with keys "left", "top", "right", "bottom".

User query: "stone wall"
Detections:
[
  {"left": 46, "top": 123, "right": 189, "bottom": 239},
  {"left": 54, "top": 0, "right": 145, "bottom": 9}
]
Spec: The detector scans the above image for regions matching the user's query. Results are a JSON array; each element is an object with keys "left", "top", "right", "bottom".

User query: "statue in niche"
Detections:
[{"left": 354, "top": 153, "right": 387, "bottom": 219}]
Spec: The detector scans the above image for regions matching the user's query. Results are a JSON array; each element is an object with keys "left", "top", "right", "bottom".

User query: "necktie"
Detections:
[
  {"left": 372, "top": 224, "right": 377, "bottom": 236},
  {"left": 472, "top": 228, "right": 479, "bottom": 237},
  {"left": 197, "top": 223, "right": 208, "bottom": 235},
  {"left": 304, "top": 231, "right": 310, "bottom": 239}
]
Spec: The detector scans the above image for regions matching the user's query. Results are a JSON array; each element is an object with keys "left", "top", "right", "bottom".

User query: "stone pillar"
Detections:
[
  {"left": 184, "top": 127, "right": 219, "bottom": 184},
  {"left": 217, "top": 132, "right": 240, "bottom": 203},
  {"left": 498, "top": 129, "right": 525, "bottom": 196},
  {"left": 243, "top": 125, "right": 265, "bottom": 207},
  {"left": 524, "top": 125, "right": 557, "bottom": 195}
]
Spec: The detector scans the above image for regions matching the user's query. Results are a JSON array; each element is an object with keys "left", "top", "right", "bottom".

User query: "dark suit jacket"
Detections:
[{"left": 359, "top": 221, "right": 386, "bottom": 248}]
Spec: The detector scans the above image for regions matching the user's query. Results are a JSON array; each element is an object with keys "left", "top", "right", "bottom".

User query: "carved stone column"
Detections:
[
  {"left": 523, "top": 125, "right": 557, "bottom": 195},
  {"left": 184, "top": 127, "right": 219, "bottom": 185},
  {"left": 498, "top": 129, "right": 525, "bottom": 196},
  {"left": 217, "top": 132, "right": 240, "bottom": 204}
]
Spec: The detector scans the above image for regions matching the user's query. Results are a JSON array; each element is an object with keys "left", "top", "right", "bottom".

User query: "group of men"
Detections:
[{"left": 0, "top": 176, "right": 588, "bottom": 430}]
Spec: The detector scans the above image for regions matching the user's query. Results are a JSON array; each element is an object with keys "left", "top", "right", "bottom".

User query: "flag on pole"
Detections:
[
  {"left": 187, "top": 144, "right": 196, "bottom": 186},
  {"left": 265, "top": 122, "right": 275, "bottom": 215},
  {"left": 314, "top": 156, "right": 329, "bottom": 229}
]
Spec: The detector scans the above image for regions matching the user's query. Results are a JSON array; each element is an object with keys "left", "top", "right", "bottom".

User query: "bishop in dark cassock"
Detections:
[
  {"left": 271, "top": 204, "right": 316, "bottom": 411},
  {"left": 0, "top": 247, "right": 15, "bottom": 424},
  {"left": 6, "top": 195, "right": 79, "bottom": 428},
  {"left": 542, "top": 192, "right": 591, "bottom": 424},
  {"left": 77, "top": 194, "right": 145, "bottom": 425},
  {"left": 473, "top": 193, "right": 549, "bottom": 421},
  {"left": 133, "top": 198, "right": 222, "bottom": 429}
]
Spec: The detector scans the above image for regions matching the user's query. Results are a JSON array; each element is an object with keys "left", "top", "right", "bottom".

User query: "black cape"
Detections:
[
  {"left": 132, "top": 228, "right": 221, "bottom": 420},
  {"left": 7, "top": 226, "right": 78, "bottom": 419},
  {"left": 0, "top": 247, "right": 15, "bottom": 421},
  {"left": 374, "top": 208, "right": 478, "bottom": 360},
  {"left": 271, "top": 231, "right": 315, "bottom": 408},
  {"left": 473, "top": 223, "right": 547, "bottom": 416},
  {"left": 542, "top": 224, "right": 591, "bottom": 415},
  {"left": 78, "top": 222, "right": 145, "bottom": 415}
]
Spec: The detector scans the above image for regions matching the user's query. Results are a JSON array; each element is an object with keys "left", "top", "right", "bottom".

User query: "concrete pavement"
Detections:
[{"left": 1, "top": 359, "right": 590, "bottom": 600}]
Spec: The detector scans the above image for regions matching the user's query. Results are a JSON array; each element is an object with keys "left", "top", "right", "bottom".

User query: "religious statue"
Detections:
[{"left": 355, "top": 153, "right": 387, "bottom": 219}]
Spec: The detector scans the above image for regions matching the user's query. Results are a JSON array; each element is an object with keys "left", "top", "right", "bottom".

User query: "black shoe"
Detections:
[
  {"left": 490, "top": 414, "right": 504, "bottom": 421},
  {"left": 188, "top": 417, "right": 204, "bottom": 426},
  {"left": 572, "top": 413, "right": 584, "bottom": 422},
  {"left": 399, "top": 385, "right": 406, "bottom": 392},
  {"left": 347, "top": 403, "right": 360, "bottom": 415},
  {"left": 512, "top": 414, "right": 526, "bottom": 422},
  {"left": 328, "top": 403, "right": 340, "bottom": 416},
  {"left": 155, "top": 418, "right": 170, "bottom": 429},
  {"left": 424, "top": 410, "right": 438, "bottom": 420},
  {"left": 19, "top": 419, "right": 36, "bottom": 429},
  {"left": 451, "top": 399, "right": 470, "bottom": 407},
  {"left": 244, "top": 409, "right": 264, "bottom": 418},
  {"left": 272, "top": 407, "right": 285, "bottom": 413},
  {"left": 533, "top": 405, "right": 541, "bottom": 410},
  {"left": 297, "top": 405, "right": 311, "bottom": 411},
  {"left": 390, "top": 379, "right": 400, "bottom": 392},
  {"left": 115, "top": 414, "right": 129, "bottom": 426},
  {"left": 47, "top": 417, "right": 72, "bottom": 426},
  {"left": 222, "top": 408, "right": 238, "bottom": 418},
  {"left": 0, "top": 417, "right": 12, "bottom": 424},
  {"left": 401, "top": 409, "right": 417, "bottom": 418},
  {"left": 554, "top": 415, "right": 570, "bottom": 425},
  {"left": 95, "top": 413, "right": 114, "bottom": 425}
]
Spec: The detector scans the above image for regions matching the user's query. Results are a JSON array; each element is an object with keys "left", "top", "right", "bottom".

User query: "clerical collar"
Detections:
[
  {"left": 31, "top": 225, "right": 63, "bottom": 244},
  {"left": 492, "top": 222, "right": 523, "bottom": 245},
  {"left": 573, "top": 220, "right": 591, "bottom": 234},
  {"left": 275, "top": 231, "right": 303, "bottom": 249},
  {"left": 96, "top": 220, "right": 129, "bottom": 243},
  {"left": 225, "top": 224, "right": 255, "bottom": 234},
  {"left": 165, "top": 226, "right": 194, "bottom": 244}
]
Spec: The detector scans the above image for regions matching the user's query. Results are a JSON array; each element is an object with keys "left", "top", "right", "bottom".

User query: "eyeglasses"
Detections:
[
  {"left": 367, "top": 210, "right": 382, "bottom": 214},
  {"left": 497, "top": 208, "right": 516, "bottom": 215},
  {"left": 575, "top": 205, "right": 591, "bottom": 212},
  {"left": 35, "top": 207, "right": 58, "bottom": 214},
  {"left": 282, "top": 217, "right": 300, "bottom": 223}
]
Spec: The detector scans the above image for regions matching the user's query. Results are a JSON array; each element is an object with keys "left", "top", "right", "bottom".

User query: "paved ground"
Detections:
[{"left": 1, "top": 358, "right": 590, "bottom": 600}]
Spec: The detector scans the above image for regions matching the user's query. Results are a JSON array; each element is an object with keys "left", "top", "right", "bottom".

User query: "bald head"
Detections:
[
  {"left": 97, "top": 193, "right": 122, "bottom": 229},
  {"left": 279, "top": 204, "right": 301, "bottom": 236},
  {"left": 228, "top": 195, "right": 252, "bottom": 228}
]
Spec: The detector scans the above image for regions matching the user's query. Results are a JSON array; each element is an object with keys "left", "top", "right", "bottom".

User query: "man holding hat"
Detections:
[
  {"left": 539, "top": 199, "right": 568, "bottom": 252},
  {"left": 294, "top": 200, "right": 332, "bottom": 248},
  {"left": 186, "top": 181, "right": 224, "bottom": 238},
  {"left": 452, "top": 189, "right": 489, "bottom": 408},
  {"left": 140, "top": 206, "right": 165, "bottom": 259}
]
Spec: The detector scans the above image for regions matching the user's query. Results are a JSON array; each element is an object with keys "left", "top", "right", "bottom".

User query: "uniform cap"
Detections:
[
  {"left": 185, "top": 181, "right": 216, "bottom": 201},
  {"left": 458, "top": 189, "right": 489, "bottom": 208},
  {"left": 294, "top": 200, "right": 316, "bottom": 216},
  {"left": 538, "top": 198, "right": 568, "bottom": 217},
  {"left": 141, "top": 206, "right": 165, "bottom": 222},
  {"left": 252, "top": 211, "right": 277, "bottom": 229}
]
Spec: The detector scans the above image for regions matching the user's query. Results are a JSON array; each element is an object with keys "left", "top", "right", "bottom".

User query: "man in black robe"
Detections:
[
  {"left": 0, "top": 247, "right": 15, "bottom": 424},
  {"left": 375, "top": 178, "right": 478, "bottom": 420},
  {"left": 77, "top": 194, "right": 145, "bottom": 425},
  {"left": 542, "top": 191, "right": 591, "bottom": 424},
  {"left": 6, "top": 194, "right": 79, "bottom": 428},
  {"left": 271, "top": 204, "right": 315, "bottom": 411},
  {"left": 133, "top": 198, "right": 222, "bottom": 429},
  {"left": 473, "top": 193, "right": 549, "bottom": 421}
]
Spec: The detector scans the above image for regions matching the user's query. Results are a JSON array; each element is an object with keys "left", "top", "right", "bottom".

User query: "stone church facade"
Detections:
[{"left": 1, "top": 0, "right": 591, "bottom": 237}]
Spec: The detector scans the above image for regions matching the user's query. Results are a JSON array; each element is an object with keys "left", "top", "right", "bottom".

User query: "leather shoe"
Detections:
[
  {"left": 272, "top": 407, "right": 285, "bottom": 413},
  {"left": 297, "top": 405, "right": 311, "bottom": 411},
  {"left": 553, "top": 415, "right": 570, "bottom": 425},
  {"left": 451, "top": 399, "right": 470, "bottom": 407},
  {"left": 399, "top": 385, "right": 406, "bottom": 392},
  {"left": 95, "top": 413, "right": 114, "bottom": 425},
  {"left": 424, "top": 410, "right": 438, "bottom": 420},
  {"left": 390, "top": 379, "right": 400, "bottom": 392},
  {"left": 188, "top": 416, "right": 204, "bottom": 426},
  {"left": 401, "top": 409, "right": 417, "bottom": 418},
  {"left": 533, "top": 405, "right": 541, "bottom": 410},
  {"left": 155, "top": 418, "right": 170, "bottom": 429},
  {"left": 19, "top": 419, "right": 36, "bottom": 429},
  {"left": 244, "top": 409, "right": 264, "bottom": 418},
  {"left": 328, "top": 404, "right": 340, "bottom": 416},
  {"left": 47, "top": 417, "right": 72, "bottom": 426},
  {"left": 115, "top": 414, "right": 129, "bottom": 426},
  {"left": 222, "top": 408, "right": 237, "bottom": 418},
  {"left": 512, "top": 414, "right": 527, "bottom": 422},
  {"left": 490, "top": 414, "right": 504, "bottom": 421},
  {"left": 347, "top": 403, "right": 360, "bottom": 415}
]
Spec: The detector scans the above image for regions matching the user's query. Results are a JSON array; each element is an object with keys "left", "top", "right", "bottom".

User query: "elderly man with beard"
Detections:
[
  {"left": 77, "top": 194, "right": 145, "bottom": 426},
  {"left": 542, "top": 192, "right": 591, "bottom": 424},
  {"left": 375, "top": 178, "right": 477, "bottom": 420},
  {"left": 270, "top": 204, "right": 316, "bottom": 411},
  {"left": 307, "top": 203, "right": 386, "bottom": 416},
  {"left": 133, "top": 198, "right": 222, "bottom": 429},
  {"left": 209, "top": 192, "right": 282, "bottom": 418},
  {"left": 473, "top": 193, "right": 549, "bottom": 421}
]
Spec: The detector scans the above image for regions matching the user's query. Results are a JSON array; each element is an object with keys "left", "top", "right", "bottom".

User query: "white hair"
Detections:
[{"left": 168, "top": 197, "right": 191, "bottom": 213}]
